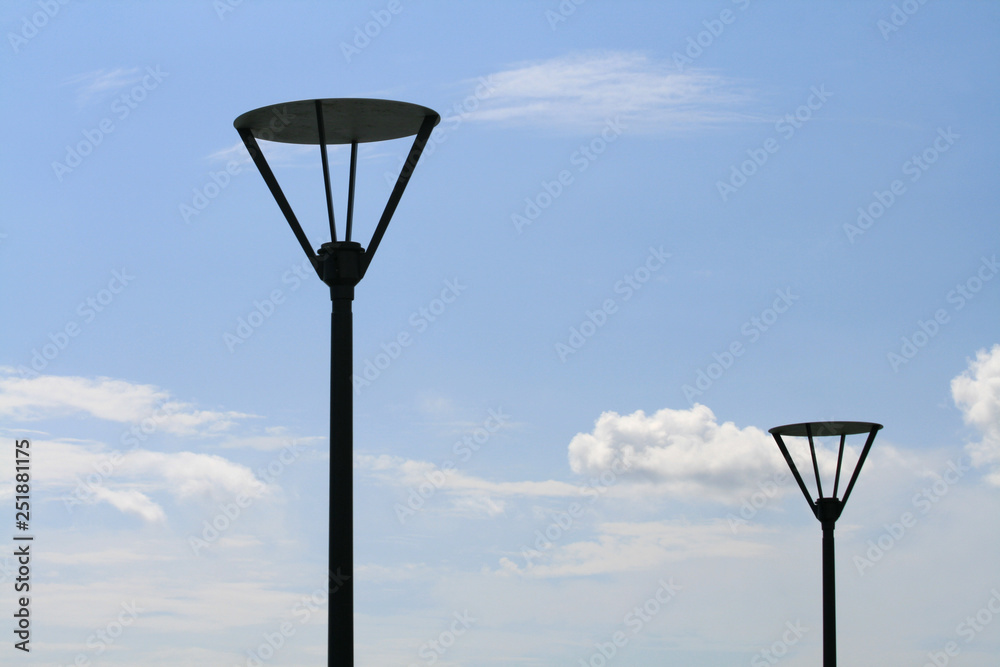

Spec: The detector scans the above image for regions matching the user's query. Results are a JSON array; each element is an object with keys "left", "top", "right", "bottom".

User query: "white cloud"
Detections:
[
  {"left": 467, "top": 51, "right": 751, "bottom": 133},
  {"left": 207, "top": 140, "right": 251, "bottom": 165},
  {"left": 356, "top": 453, "right": 579, "bottom": 519},
  {"left": 209, "top": 138, "right": 347, "bottom": 167},
  {"left": 120, "top": 450, "right": 269, "bottom": 502},
  {"left": 0, "top": 369, "right": 252, "bottom": 436},
  {"left": 63, "top": 67, "right": 143, "bottom": 105},
  {"left": 497, "top": 520, "right": 772, "bottom": 579},
  {"left": 218, "top": 430, "right": 324, "bottom": 451},
  {"left": 358, "top": 453, "right": 583, "bottom": 498},
  {"left": 567, "top": 404, "right": 790, "bottom": 503},
  {"left": 952, "top": 344, "right": 1000, "bottom": 483},
  {"left": 90, "top": 486, "right": 167, "bottom": 523},
  {"left": 355, "top": 562, "right": 432, "bottom": 584},
  {"left": 40, "top": 548, "right": 172, "bottom": 566},
  {"left": 0, "top": 435, "right": 272, "bottom": 522}
]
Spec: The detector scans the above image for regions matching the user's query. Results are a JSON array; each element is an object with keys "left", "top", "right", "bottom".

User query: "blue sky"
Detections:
[{"left": 2, "top": 1, "right": 999, "bottom": 665}]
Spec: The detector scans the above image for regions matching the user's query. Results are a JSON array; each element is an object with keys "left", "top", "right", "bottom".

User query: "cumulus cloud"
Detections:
[
  {"left": 0, "top": 369, "right": 252, "bottom": 436},
  {"left": 952, "top": 344, "right": 1000, "bottom": 484},
  {"left": 567, "top": 405, "right": 788, "bottom": 503},
  {"left": 467, "top": 51, "right": 751, "bottom": 133}
]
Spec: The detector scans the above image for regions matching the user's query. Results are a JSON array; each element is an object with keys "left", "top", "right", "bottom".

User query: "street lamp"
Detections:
[
  {"left": 234, "top": 98, "right": 440, "bottom": 665},
  {"left": 768, "top": 421, "right": 883, "bottom": 667}
]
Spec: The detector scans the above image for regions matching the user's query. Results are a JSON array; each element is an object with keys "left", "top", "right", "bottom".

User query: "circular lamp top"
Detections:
[
  {"left": 769, "top": 421, "right": 883, "bottom": 437},
  {"left": 234, "top": 98, "right": 440, "bottom": 145}
]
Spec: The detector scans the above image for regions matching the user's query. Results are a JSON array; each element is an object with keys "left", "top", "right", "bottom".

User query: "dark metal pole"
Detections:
[
  {"left": 330, "top": 294, "right": 353, "bottom": 664},
  {"left": 320, "top": 242, "right": 362, "bottom": 666},
  {"left": 822, "top": 519, "right": 836, "bottom": 667}
]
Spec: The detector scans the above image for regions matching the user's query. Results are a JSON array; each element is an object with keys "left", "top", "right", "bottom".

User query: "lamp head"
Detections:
[
  {"left": 769, "top": 421, "right": 883, "bottom": 523},
  {"left": 234, "top": 98, "right": 440, "bottom": 291}
]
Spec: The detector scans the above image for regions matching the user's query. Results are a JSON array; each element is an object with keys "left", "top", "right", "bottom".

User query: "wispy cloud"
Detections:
[
  {"left": 63, "top": 67, "right": 143, "bottom": 106},
  {"left": 952, "top": 343, "right": 1000, "bottom": 483},
  {"left": 357, "top": 453, "right": 579, "bottom": 519},
  {"left": 218, "top": 427, "right": 324, "bottom": 451},
  {"left": 0, "top": 368, "right": 253, "bottom": 436},
  {"left": 467, "top": 51, "right": 752, "bottom": 133},
  {"left": 497, "top": 520, "right": 772, "bottom": 578},
  {"left": 0, "top": 436, "right": 273, "bottom": 521},
  {"left": 90, "top": 486, "right": 167, "bottom": 522},
  {"left": 208, "top": 137, "right": 373, "bottom": 168}
]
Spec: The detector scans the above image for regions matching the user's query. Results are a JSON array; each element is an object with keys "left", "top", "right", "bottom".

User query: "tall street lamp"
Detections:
[
  {"left": 234, "top": 98, "right": 440, "bottom": 665},
  {"left": 768, "top": 421, "right": 883, "bottom": 667}
]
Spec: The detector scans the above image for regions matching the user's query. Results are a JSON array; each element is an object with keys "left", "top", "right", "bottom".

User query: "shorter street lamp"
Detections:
[{"left": 768, "top": 421, "right": 883, "bottom": 667}]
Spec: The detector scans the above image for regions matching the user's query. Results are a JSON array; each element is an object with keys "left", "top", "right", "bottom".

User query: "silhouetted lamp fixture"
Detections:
[
  {"left": 768, "top": 421, "right": 882, "bottom": 667},
  {"left": 234, "top": 98, "right": 440, "bottom": 666}
]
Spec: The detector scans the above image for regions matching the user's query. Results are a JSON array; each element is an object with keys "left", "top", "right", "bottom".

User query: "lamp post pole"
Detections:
[
  {"left": 823, "top": 516, "right": 835, "bottom": 666},
  {"left": 816, "top": 498, "right": 841, "bottom": 667},
  {"left": 318, "top": 241, "right": 363, "bottom": 662},
  {"left": 769, "top": 421, "right": 882, "bottom": 667}
]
